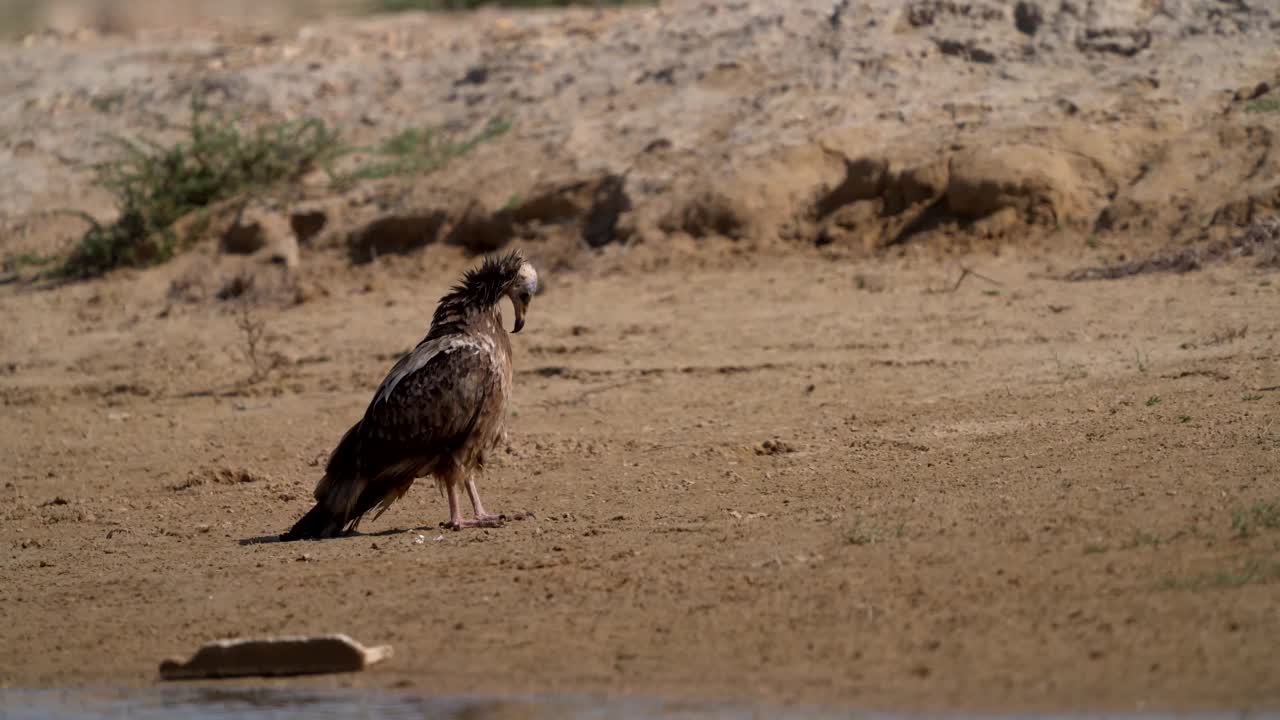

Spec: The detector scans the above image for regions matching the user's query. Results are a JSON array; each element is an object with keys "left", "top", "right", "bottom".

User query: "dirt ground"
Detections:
[{"left": 2, "top": 0, "right": 1280, "bottom": 714}]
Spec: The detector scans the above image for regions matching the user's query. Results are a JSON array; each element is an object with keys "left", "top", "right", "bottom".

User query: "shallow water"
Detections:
[{"left": 1, "top": 688, "right": 1273, "bottom": 720}]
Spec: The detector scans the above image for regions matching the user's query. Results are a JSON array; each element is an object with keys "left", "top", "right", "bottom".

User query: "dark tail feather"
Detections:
[
  {"left": 326, "top": 421, "right": 362, "bottom": 479},
  {"left": 281, "top": 501, "right": 343, "bottom": 541},
  {"left": 281, "top": 421, "right": 363, "bottom": 541}
]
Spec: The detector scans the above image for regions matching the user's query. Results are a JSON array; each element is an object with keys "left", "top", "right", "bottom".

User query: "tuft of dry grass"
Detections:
[
  {"left": 1063, "top": 216, "right": 1280, "bottom": 281},
  {"left": 234, "top": 301, "right": 283, "bottom": 384}
]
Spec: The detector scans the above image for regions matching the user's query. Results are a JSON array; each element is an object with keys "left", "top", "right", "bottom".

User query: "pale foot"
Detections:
[
  {"left": 441, "top": 511, "right": 534, "bottom": 531},
  {"left": 442, "top": 515, "right": 505, "bottom": 531}
]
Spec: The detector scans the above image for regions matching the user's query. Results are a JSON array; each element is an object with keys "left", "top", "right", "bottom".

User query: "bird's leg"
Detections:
[
  {"left": 445, "top": 481, "right": 466, "bottom": 530},
  {"left": 439, "top": 477, "right": 532, "bottom": 530},
  {"left": 441, "top": 477, "right": 505, "bottom": 530},
  {"left": 465, "top": 476, "right": 494, "bottom": 521},
  {"left": 467, "top": 476, "right": 533, "bottom": 525}
]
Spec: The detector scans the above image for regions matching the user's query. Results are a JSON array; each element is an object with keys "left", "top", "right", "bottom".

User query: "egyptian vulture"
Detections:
[{"left": 282, "top": 250, "right": 538, "bottom": 539}]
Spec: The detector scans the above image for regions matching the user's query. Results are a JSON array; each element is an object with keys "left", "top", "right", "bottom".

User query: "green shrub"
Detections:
[
  {"left": 331, "top": 119, "right": 510, "bottom": 187},
  {"left": 62, "top": 101, "right": 341, "bottom": 278},
  {"left": 372, "top": 0, "right": 650, "bottom": 11}
]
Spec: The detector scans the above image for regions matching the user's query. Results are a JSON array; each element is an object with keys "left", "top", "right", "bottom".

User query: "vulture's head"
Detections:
[
  {"left": 506, "top": 259, "right": 538, "bottom": 334},
  {"left": 453, "top": 249, "right": 539, "bottom": 333}
]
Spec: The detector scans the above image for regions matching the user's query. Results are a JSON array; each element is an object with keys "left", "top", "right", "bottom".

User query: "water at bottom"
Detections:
[{"left": 0, "top": 687, "right": 1270, "bottom": 720}]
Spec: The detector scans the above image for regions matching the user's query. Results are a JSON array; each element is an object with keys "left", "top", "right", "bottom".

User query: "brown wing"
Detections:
[{"left": 352, "top": 336, "right": 500, "bottom": 480}]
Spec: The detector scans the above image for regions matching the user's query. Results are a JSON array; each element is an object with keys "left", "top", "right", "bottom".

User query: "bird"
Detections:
[{"left": 281, "top": 249, "right": 538, "bottom": 540}]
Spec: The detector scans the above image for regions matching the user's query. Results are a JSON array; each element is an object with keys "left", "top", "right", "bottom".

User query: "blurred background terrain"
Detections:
[{"left": 1, "top": 0, "right": 1278, "bottom": 712}]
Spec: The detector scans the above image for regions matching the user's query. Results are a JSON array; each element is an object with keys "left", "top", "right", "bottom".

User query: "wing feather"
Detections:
[{"left": 354, "top": 336, "right": 499, "bottom": 478}]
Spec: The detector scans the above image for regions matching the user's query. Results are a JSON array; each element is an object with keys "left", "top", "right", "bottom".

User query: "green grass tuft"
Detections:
[
  {"left": 1122, "top": 530, "right": 1162, "bottom": 550},
  {"left": 1232, "top": 502, "right": 1280, "bottom": 539},
  {"left": 2, "top": 251, "right": 55, "bottom": 272},
  {"left": 372, "top": 0, "right": 650, "bottom": 11},
  {"left": 1160, "top": 556, "right": 1280, "bottom": 591},
  {"left": 331, "top": 119, "right": 510, "bottom": 187},
  {"left": 1245, "top": 92, "right": 1280, "bottom": 114},
  {"left": 61, "top": 97, "right": 512, "bottom": 279},
  {"left": 62, "top": 100, "right": 341, "bottom": 279},
  {"left": 90, "top": 91, "right": 126, "bottom": 113}
]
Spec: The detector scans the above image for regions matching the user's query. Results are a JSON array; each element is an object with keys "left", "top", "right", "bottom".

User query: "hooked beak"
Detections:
[{"left": 511, "top": 298, "right": 527, "bottom": 334}]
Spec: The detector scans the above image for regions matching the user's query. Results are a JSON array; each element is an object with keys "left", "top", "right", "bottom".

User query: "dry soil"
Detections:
[{"left": 1, "top": 0, "right": 1279, "bottom": 714}]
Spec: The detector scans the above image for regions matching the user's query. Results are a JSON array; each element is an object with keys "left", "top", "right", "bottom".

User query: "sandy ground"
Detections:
[
  {"left": 1, "top": 0, "right": 1279, "bottom": 714},
  {"left": 3, "top": 245, "right": 1279, "bottom": 712}
]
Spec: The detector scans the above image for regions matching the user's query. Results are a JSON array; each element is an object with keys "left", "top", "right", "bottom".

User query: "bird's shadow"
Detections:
[{"left": 238, "top": 526, "right": 437, "bottom": 546}]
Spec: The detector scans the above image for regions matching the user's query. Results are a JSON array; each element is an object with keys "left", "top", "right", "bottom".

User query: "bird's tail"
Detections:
[
  {"left": 280, "top": 499, "right": 345, "bottom": 541},
  {"left": 281, "top": 422, "right": 364, "bottom": 541}
]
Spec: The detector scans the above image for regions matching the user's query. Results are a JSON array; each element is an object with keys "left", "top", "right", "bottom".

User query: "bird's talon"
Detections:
[{"left": 442, "top": 515, "right": 509, "bottom": 530}]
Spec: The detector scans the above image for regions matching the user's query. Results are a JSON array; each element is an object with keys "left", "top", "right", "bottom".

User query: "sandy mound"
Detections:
[{"left": 1, "top": 0, "right": 1277, "bottom": 280}]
